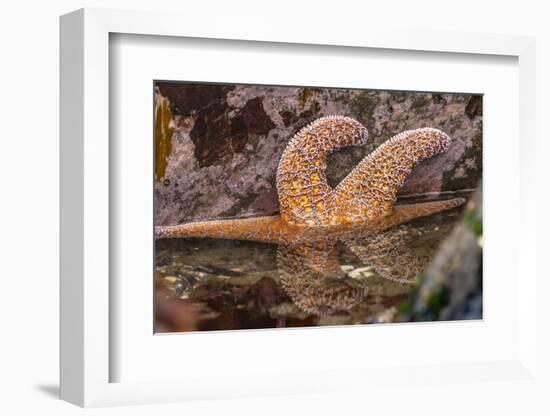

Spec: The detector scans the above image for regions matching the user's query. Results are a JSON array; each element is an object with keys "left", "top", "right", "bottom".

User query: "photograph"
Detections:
[{"left": 153, "top": 81, "right": 483, "bottom": 333}]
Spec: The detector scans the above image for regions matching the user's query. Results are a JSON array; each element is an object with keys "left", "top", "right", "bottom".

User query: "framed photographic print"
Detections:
[
  {"left": 60, "top": 7, "right": 539, "bottom": 408},
  {"left": 152, "top": 81, "right": 482, "bottom": 333}
]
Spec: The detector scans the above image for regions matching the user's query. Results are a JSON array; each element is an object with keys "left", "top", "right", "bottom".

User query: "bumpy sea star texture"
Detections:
[
  {"left": 154, "top": 84, "right": 482, "bottom": 225},
  {"left": 155, "top": 115, "right": 463, "bottom": 243},
  {"left": 276, "top": 116, "right": 452, "bottom": 226},
  {"left": 276, "top": 116, "right": 369, "bottom": 226}
]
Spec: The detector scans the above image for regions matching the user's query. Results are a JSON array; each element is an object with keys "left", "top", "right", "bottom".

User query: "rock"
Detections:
[
  {"left": 399, "top": 186, "right": 483, "bottom": 321},
  {"left": 154, "top": 84, "right": 482, "bottom": 225},
  {"left": 155, "top": 274, "right": 199, "bottom": 332}
]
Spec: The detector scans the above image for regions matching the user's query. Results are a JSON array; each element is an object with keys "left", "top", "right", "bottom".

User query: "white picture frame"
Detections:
[{"left": 60, "top": 7, "right": 538, "bottom": 408}]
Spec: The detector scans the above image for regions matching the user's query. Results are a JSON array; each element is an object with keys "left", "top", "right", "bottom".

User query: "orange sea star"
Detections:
[{"left": 155, "top": 115, "right": 465, "bottom": 244}]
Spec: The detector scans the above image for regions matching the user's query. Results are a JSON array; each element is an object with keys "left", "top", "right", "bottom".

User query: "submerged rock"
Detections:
[{"left": 399, "top": 186, "right": 483, "bottom": 321}]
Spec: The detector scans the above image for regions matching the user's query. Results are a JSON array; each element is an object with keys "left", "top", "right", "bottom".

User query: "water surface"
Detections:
[{"left": 155, "top": 202, "right": 465, "bottom": 332}]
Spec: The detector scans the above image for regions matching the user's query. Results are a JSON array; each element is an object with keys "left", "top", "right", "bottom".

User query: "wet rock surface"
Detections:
[
  {"left": 154, "top": 83, "right": 482, "bottom": 225},
  {"left": 399, "top": 187, "right": 483, "bottom": 322}
]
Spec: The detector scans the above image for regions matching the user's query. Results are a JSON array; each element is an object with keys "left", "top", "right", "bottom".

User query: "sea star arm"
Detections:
[
  {"left": 335, "top": 128, "right": 452, "bottom": 219},
  {"left": 155, "top": 215, "right": 290, "bottom": 243},
  {"left": 276, "top": 115, "right": 368, "bottom": 226},
  {"left": 363, "top": 197, "right": 466, "bottom": 233}
]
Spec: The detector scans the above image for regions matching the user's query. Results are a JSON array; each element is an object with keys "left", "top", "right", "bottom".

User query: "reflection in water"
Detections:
[
  {"left": 155, "top": 206, "right": 461, "bottom": 331},
  {"left": 277, "top": 241, "right": 368, "bottom": 316},
  {"left": 277, "top": 223, "right": 441, "bottom": 316}
]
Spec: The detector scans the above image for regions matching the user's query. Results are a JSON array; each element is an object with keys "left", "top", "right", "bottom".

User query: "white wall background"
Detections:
[{"left": 0, "top": 0, "right": 548, "bottom": 414}]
